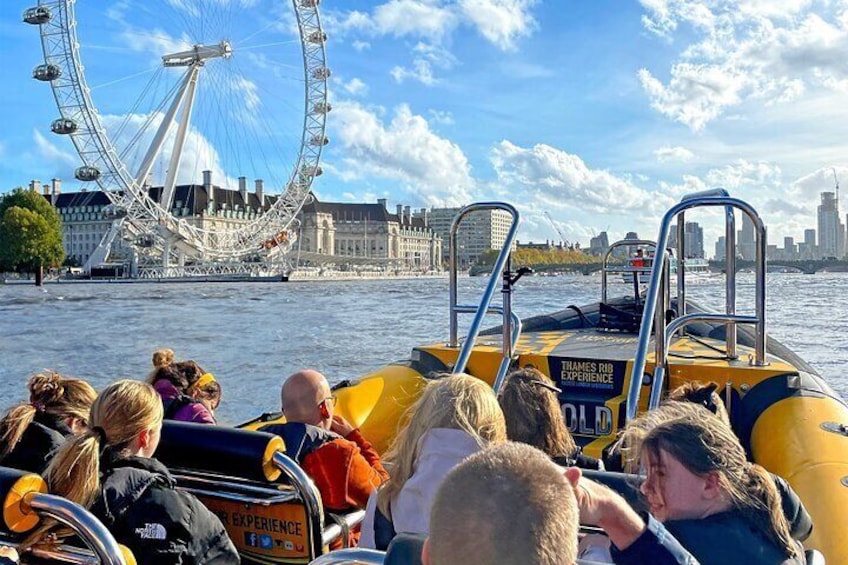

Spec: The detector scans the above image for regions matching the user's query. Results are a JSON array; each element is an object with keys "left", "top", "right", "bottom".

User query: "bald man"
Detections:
[{"left": 259, "top": 369, "right": 388, "bottom": 512}]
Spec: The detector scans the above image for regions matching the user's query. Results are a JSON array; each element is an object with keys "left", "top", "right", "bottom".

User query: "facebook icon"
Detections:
[{"left": 244, "top": 532, "right": 259, "bottom": 548}]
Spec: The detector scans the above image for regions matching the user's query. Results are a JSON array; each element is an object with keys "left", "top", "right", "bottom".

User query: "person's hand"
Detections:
[
  {"left": 330, "top": 414, "right": 355, "bottom": 437},
  {"left": 564, "top": 466, "right": 646, "bottom": 550},
  {"left": 0, "top": 546, "right": 20, "bottom": 564}
]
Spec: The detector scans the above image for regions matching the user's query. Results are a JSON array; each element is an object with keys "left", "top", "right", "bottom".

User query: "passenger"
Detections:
[
  {"left": 150, "top": 361, "right": 216, "bottom": 424},
  {"left": 424, "top": 442, "right": 579, "bottom": 565},
  {"left": 259, "top": 369, "right": 389, "bottom": 514},
  {"left": 668, "top": 381, "right": 813, "bottom": 542},
  {"left": 498, "top": 366, "right": 603, "bottom": 470},
  {"left": 42, "top": 380, "right": 239, "bottom": 564},
  {"left": 0, "top": 372, "right": 96, "bottom": 474},
  {"left": 359, "top": 373, "right": 507, "bottom": 550},
  {"left": 569, "top": 401, "right": 804, "bottom": 565}
]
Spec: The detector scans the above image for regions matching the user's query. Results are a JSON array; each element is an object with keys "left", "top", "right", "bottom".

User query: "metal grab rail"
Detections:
[
  {"left": 601, "top": 239, "right": 658, "bottom": 304},
  {"left": 272, "top": 452, "right": 325, "bottom": 560},
  {"left": 24, "top": 492, "right": 127, "bottom": 565},
  {"left": 308, "top": 548, "right": 386, "bottom": 564},
  {"left": 448, "top": 203, "right": 521, "bottom": 385},
  {"left": 323, "top": 510, "right": 365, "bottom": 548},
  {"left": 627, "top": 190, "right": 768, "bottom": 421},
  {"left": 453, "top": 305, "right": 523, "bottom": 393}
]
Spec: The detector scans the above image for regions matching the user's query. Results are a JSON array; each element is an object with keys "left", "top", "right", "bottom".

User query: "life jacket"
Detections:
[{"left": 257, "top": 422, "right": 339, "bottom": 464}]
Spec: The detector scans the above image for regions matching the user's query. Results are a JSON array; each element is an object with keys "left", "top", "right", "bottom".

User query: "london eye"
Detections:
[{"left": 24, "top": 0, "right": 329, "bottom": 275}]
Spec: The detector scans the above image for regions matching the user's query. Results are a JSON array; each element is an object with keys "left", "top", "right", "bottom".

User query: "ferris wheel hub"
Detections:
[{"left": 162, "top": 41, "right": 233, "bottom": 67}]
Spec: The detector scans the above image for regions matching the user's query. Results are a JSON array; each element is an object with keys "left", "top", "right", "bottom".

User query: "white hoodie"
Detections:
[{"left": 359, "top": 428, "right": 484, "bottom": 549}]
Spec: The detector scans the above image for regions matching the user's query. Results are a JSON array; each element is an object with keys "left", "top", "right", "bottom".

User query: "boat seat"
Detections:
[
  {"left": 806, "top": 549, "right": 825, "bottom": 565},
  {"left": 157, "top": 421, "right": 364, "bottom": 564},
  {"left": 384, "top": 533, "right": 425, "bottom": 565},
  {"left": 0, "top": 466, "right": 131, "bottom": 564}
]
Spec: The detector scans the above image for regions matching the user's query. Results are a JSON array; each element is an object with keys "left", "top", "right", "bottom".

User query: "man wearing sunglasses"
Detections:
[{"left": 260, "top": 369, "right": 389, "bottom": 517}]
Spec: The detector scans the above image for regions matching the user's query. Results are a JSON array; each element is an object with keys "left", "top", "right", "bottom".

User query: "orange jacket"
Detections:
[{"left": 301, "top": 428, "right": 389, "bottom": 511}]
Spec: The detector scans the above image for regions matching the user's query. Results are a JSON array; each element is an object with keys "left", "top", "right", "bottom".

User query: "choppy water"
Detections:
[{"left": 1, "top": 273, "right": 846, "bottom": 424}]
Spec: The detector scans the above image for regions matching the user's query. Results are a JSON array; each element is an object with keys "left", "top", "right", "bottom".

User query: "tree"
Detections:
[{"left": 0, "top": 188, "right": 64, "bottom": 284}]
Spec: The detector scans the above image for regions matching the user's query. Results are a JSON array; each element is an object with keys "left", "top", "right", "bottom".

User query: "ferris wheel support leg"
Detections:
[
  {"left": 134, "top": 66, "right": 197, "bottom": 188},
  {"left": 162, "top": 239, "right": 172, "bottom": 269},
  {"left": 161, "top": 64, "right": 201, "bottom": 213}
]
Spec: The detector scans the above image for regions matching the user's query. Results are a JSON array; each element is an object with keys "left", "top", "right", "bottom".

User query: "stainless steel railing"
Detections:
[
  {"left": 627, "top": 190, "right": 767, "bottom": 421},
  {"left": 272, "top": 452, "right": 325, "bottom": 560},
  {"left": 601, "top": 239, "right": 658, "bottom": 304},
  {"left": 24, "top": 492, "right": 127, "bottom": 565},
  {"left": 448, "top": 203, "right": 521, "bottom": 389}
]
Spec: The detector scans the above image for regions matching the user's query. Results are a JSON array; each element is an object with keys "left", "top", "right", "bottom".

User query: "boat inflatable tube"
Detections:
[
  {"left": 158, "top": 421, "right": 285, "bottom": 482},
  {"left": 0, "top": 467, "right": 47, "bottom": 533},
  {"left": 750, "top": 394, "right": 848, "bottom": 563}
]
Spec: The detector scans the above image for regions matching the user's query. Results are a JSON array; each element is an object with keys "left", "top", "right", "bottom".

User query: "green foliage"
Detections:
[
  {"left": 476, "top": 247, "right": 602, "bottom": 270},
  {"left": 0, "top": 189, "right": 65, "bottom": 273}
]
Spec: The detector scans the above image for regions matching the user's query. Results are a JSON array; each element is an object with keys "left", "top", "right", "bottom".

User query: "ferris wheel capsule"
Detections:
[
  {"left": 312, "top": 101, "right": 332, "bottom": 114},
  {"left": 23, "top": 6, "right": 51, "bottom": 25},
  {"left": 309, "top": 134, "right": 329, "bottom": 146},
  {"left": 307, "top": 31, "right": 327, "bottom": 44},
  {"left": 74, "top": 165, "right": 101, "bottom": 182},
  {"left": 300, "top": 0, "right": 319, "bottom": 7},
  {"left": 312, "top": 67, "right": 331, "bottom": 80},
  {"left": 33, "top": 64, "right": 61, "bottom": 81},
  {"left": 51, "top": 118, "right": 78, "bottom": 135}
]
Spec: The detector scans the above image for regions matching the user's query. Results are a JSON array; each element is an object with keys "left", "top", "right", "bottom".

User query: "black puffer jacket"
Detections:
[
  {"left": 0, "top": 412, "right": 70, "bottom": 474},
  {"left": 90, "top": 455, "right": 239, "bottom": 565}
]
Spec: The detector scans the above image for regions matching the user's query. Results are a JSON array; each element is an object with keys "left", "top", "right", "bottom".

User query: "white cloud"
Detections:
[
  {"left": 489, "top": 140, "right": 659, "bottom": 214},
  {"left": 33, "top": 130, "right": 79, "bottom": 176},
  {"left": 457, "top": 0, "right": 538, "bottom": 51},
  {"left": 654, "top": 145, "right": 695, "bottom": 162},
  {"left": 428, "top": 109, "right": 455, "bottom": 125},
  {"left": 339, "top": 77, "right": 369, "bottom": 96},
  {"left": 327, "top": 101, "right": 475, "bottom": 205},
  {"left": 352, "top": 40, "right": 371, "bottom": 51},
  {"left": 391, "top": 59, "right": 437, "bottom": 85},
  {"left": 638, "top": 1, "right": 848, "bottom": 130},
  {"left": 703, "top": 159, "right": 783, "bottom": 191}
]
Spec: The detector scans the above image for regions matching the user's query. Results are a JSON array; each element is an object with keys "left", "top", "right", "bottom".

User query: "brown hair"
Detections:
[
  {"left": 45, "top": 380, "right": 164, "bottom": 509},
  {"left": 377, "top": 374, "right": 506, "bottom": 517},
  {"left": 498, "top": 367, "right": 576, "bottom": 458},
  {"left": 0, "top": 372, "right": 96, "bottom": 460},
  {"left": 668, "top": 381, "right": 731, "bottom": 427},
  {"left": 428, "top": 442, "right": 579, "bottom": 565},
  {"left": 623, "top": 402, "right": 800, "bottom": 560}
]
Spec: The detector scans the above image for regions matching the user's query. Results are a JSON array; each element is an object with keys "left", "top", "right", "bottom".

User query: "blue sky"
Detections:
[{"left": 4, "top": 0, "right": 848, "bottom": 251}]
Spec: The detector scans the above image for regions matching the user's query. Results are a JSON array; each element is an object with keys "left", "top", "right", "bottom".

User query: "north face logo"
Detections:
[{"left": 135, "top": 523, "right": 167, "bottom": 540}]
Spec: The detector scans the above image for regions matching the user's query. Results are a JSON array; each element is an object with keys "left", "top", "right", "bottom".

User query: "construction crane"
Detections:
[
  {"left": 833, "top": 167, "right": 840, "bottom": 208},
  {"left": 543, "top": 211, "right": 570, "bottom": 249}
]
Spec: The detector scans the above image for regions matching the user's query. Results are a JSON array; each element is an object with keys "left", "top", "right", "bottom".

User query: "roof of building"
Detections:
[{"left": 301, "top": 194, "right": 427, "bottom": 228}]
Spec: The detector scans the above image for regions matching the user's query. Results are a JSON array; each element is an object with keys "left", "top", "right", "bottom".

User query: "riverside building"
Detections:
[{"left": 425, "top": 207, "right": 513, "bottom": 268}]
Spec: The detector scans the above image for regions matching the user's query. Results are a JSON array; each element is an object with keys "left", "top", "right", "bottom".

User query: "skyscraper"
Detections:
[
  {"left": 737, "top": 214, "right": 756, "bottom": 260},
  {"left": 817, "top": 192, "right": 844, "bottom": 259},
  {"left": 683, "top": 222, "right": 704, "bottom": 258}
]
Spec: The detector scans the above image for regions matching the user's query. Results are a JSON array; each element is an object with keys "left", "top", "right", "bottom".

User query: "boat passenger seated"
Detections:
[
  {"left": 569, "top": 401, "right": 805, "bottom": 565},
  {"left": 150, "top": 360, "right": 219, "bottom": 424},
  {"left": 424, "top": 442, "right": 580, "bottom": 565},
  {"left": 498, "top": 366, "right": 603, "bottom": 470},
  {"left": 359, "top": 374, "right": 506, "bottom": 550},
  {"left": 259, "top": 369, "right": 389, "bottom": 516},
  {"left": 0, "top": 547, "right": 18, "bottom": 565},
  {"left": 668, "top": 381, "right": 813, "bottom": 543},
  {"left": 39, "top": 380, "right": 239, "bottom": 564},
  {"left": 0, "top": 372, "right": 95, "bottom": 474}
]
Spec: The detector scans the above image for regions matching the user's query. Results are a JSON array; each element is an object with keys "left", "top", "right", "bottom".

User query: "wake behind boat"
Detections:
[{"left": 0, "top": 190, "right": 843, "bottom": 564}]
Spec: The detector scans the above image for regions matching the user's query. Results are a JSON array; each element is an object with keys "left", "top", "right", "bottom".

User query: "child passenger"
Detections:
[
  {"left": 568, "top": 401, "right": 804, "bottom": 565},
  {"left": 0, "top": 372, "right": 96, "bottom": 473},
  {"left": 498, "top": 367, "right": 603, "bottom": 470},
  {"left": 42, "top": 380, "right": 239, "bottom": 564},
  {"left": 359, "top": 373, "right": 507, "bottom": 550},
  {"left": 150, "top": 360, "right": 220, "bottom": 424}
]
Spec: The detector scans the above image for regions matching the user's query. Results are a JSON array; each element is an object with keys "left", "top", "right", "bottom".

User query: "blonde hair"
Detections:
[
  {"left": 622, "top": 402, "right": 800, "bottom": 561},
  {"left": 152, "top": 348, "right": 174, "bottom": 369},
  {"left": 0, "top": 372, "right": 96, "bottom": 460},
  {"left": 377, "top": 374, "right": 506, "bottom": 517},
  {"left": 499, "top": 367, "right": 576, "bottom": 458},
  {"left": 45, "top": 380, "right": 164, "bottom": 509}
]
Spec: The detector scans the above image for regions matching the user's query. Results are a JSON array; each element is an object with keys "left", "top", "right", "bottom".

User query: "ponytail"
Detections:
[
  {"left": 0, "top": 371, "right": 94, "bottom": 460},
  {"left": 0, "top": 404, "right": 38, "bottom": 460},
  {"left": 738, "top": 463, "right": 801, "bottom": 560},
  {"left": 45, "top": 430, "right": 102, "bottom": 508}
]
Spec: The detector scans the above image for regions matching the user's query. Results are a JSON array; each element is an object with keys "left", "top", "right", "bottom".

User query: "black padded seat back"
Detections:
[
  {"left": 157, "top": 420, "right": 285, "bottom": 482},
  {"left": 385, "top": 533, "right": 426, "bottom": 565}
]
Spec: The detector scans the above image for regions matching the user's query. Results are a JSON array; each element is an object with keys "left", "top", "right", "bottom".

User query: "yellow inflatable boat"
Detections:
[{"left": 247, "top": 191, "right": 848, "bottom": 564}]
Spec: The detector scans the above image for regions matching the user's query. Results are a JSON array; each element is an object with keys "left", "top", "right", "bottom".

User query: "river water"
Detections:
[{"left": 1, "top": 273, "right": 846, "bottom": 424}]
